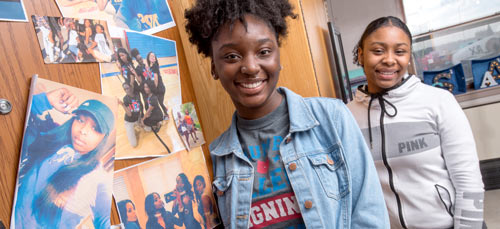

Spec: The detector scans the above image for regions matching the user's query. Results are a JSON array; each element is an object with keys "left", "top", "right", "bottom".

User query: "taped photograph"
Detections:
[{"left": 113, "top": 147, "right": 220, "bottom": 229}]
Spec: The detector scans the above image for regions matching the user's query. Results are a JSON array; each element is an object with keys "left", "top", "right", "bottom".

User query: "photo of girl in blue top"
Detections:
[
  {"left": 184, "top": 0, "right": 389, "bottom": 228},
  {"left": 12, "top": 82, "right": 115, "bottom": 228}
]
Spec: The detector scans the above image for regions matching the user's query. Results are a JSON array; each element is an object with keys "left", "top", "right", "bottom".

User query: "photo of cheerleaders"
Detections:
[
  {"left": 145, "top": 192, "right": 182, "bottom": 229},
  {"left": 193, "top": 175, "right": 219, "bottom": 229},
  {"left": 118, "top": 48, "right": 141, "bottom": 97},
  {"left": 146, "top": 51, "right": 169, "bottom": 121},
  {"left": 12, "top": 78, "right": 115, "bottom": 228},
  {"left": 142, "top": 80, "right": 164, "bottom": 132},
  {"left": 99, "top": 30, "right": 184, "bottom": 159},
  {"left": 172, "top": 173, "right": 202, "bottom": 229},
  {"left": 118, "top": 199, "right": 141, "bottom": 229},
  {"left": 118, "top": 82, "right": 143, "bottom": 148}
]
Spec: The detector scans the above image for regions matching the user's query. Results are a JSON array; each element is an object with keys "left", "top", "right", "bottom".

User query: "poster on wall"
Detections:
[
  {"left": 172, "top": 102, "right": 205, "bottom": 151},
  {"left": 0, "top": 0, "right": 28, "bottom": 22},
  {"left": 11, "top": 75, "right": 116, "bottom": 228},
  {"left": 100, "top": 29, "right": 184, "bottom": 159},
  {"left": 55, "top": 0, "right": 176, "bottom": 34},
  {"left": 32, "top": 15, "right": 115, "bottom": 64},
  {"left": 113, "top": 147, "right": 221, "bottom": 229}
]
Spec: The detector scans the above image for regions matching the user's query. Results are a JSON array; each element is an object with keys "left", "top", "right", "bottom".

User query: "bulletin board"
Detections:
[{"left": 0, "top": 0, "right": 204, "bottom": 226}]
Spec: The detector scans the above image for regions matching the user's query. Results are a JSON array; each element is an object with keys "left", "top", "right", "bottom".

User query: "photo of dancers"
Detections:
[
  {"left": 113, "top": 147, "right": 220, "bottom": 229},
  {"left": 101, "top": 29, "right": 184, "bottom": 159},
  {"left": 172, "top": 102, "right": 205, "bottom": 150},
  {"left": 11, "top": 76, "right": 116, "bottom": 228},
  {"left": 31, "top": 15, "right": 114, "bottom": 63}
]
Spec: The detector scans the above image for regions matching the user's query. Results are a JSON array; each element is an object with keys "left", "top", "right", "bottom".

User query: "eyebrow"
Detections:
[
  {"left": 218, "top": 38, "right": 275, "bottom": 51},
  {"left": 370, "top": 41, "right": 409, "bottom": 47}
]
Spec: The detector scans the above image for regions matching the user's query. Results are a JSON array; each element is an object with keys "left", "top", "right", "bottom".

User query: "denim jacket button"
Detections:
[
  {"left": 304, "top": 200, "right": 313, "bottom": 209},
  {"left": 285, "top": 137, "right": 292, "bottom": 144},
  {"left": 289, "top": 163, "right": 297, "bottom": 171},
  {"left": 217, "top": 190, "right": 224, "bottom": 196},
  {"left": 327, "top": 158, "right": 334, "bottom": 165}
]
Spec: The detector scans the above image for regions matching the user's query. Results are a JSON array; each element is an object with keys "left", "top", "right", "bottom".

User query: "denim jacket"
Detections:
[{"left": 209, "top": 87, "right": 389, "bottom": 228}]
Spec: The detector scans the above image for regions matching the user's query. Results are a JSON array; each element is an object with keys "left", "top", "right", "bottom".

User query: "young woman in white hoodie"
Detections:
[{"left": 347, "top": 16, "right": 485, "bottom": 229}]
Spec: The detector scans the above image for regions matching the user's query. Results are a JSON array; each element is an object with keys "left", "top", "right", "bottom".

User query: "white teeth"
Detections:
[
  {"left": 380, "top": 71, "right": 396, "bottom": 75},
  {"left": 240, "top": 81, "right": 263, "bottom": 89}
]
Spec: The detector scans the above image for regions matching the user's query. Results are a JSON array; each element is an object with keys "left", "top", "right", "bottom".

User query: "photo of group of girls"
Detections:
[
  {"left": 100, "top": 29, "right": 184, "bottom": 159},
  {"left": 32, "top": 15, "right": 114, "bottom": 63},
  {"left": 113, "top": 147, "right": 220, "bottom": 229},
  {"left": 172, "top": 103, "right": 205, "bottom": 150},
  {"left": 11, "top": 76, "right": 116, "bottom": 228},
  {"left": 55, "top": 0, "right": 175, "bottom": 34}
]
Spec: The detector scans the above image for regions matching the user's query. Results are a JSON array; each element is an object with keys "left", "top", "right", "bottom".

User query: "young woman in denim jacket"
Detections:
[{"left": 185, "top": 0, "right": 389, "bottom": 228}]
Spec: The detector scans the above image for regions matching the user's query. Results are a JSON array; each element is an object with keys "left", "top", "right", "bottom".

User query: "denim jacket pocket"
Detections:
[
  {"left": 213, "top": 175, "right": 234, "bottom": 226},
  {"left": 308, "top": 148, "right": 350, "bottom": 200}
]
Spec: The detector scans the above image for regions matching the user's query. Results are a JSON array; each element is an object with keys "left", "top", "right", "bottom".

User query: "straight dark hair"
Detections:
[{"left": 352, "top": 16, "right": 412, "bottom": 66}]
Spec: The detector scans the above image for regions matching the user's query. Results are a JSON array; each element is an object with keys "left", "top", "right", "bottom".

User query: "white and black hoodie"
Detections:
[{"left": 347, "top": 75, "right": 484, "bottom": 229}]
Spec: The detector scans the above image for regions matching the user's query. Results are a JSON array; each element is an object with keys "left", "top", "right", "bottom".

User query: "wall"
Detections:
[
  {"left": 0, "top": 0, "right": 201, "bottom": 226},
  {"left": 463, "top": 102, "right": 500, "bottom": 160}
]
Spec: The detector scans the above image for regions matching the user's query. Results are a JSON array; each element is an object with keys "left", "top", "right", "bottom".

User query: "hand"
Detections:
[
  {"left": 46, "top": 88, "right": 79, "bottom": 114},
  {"left": 117, "top": 98, "right": 123, "bottom": 106}
]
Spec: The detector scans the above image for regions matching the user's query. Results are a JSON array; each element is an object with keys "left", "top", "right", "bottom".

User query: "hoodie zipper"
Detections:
[
  {"left": 368, "top": 93, "right": 407, "bottom": 229},
  {"left": 379, "top": 111, "right": 407, "bottom": 229}
]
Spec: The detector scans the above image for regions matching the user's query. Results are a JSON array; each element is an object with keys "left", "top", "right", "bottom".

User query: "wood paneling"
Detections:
[
  {"left": 0, "top": 0, "right": 203, "bottom": 226},
  {"left": 169, "top": 0, "right": 323, "bottom": 146},
  {"left": 0, "top": 0, "right": 332, "bottom": 227},
  {"left": 300, "top": 0, "right": 336, "bottom": 98}
]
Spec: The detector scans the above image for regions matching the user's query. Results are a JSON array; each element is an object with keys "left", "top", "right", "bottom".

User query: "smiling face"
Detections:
[
  {"left": 71, "top": 114, "right": 105, "bottom": 154},
  {"left": 119, "top": 52, "right": 128, "bottom": 63},
  {"left": 148, "top": 53, "right": 157, "bottom": 64},
  {"left": 211, "top": 14, "right": 282, "bottom": 120},
  {"left": 359, "top": 26, "right": 411, "bottom": 94},
  {"left": 143, "top": 82, "right": 152, "bottom": 95},
  {"left": 125, "top": 202, "right": 137, "bottom": 222},
  {"left": 123, "top": 83, "right": 134, "bottom": 97}
]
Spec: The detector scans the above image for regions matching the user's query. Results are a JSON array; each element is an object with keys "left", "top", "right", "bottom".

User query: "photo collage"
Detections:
[{"left": 9, "top": 0, "right": 219, "bottom": 228}]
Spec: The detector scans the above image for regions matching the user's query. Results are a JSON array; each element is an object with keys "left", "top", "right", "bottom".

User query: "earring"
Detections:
[
  {"left": 211, "top": 72, "right": 218, "bottom": 80},
  {"left": 279, "top": 64, "right": 283, "bottom": 71}
]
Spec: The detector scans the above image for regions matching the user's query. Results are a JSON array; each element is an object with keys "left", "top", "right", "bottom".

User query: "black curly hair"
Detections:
[
  {"left": 184, "top": 0, "right": 297, "bottom": 57},
  {"left": 352, "top": 16, "right": 412, "bottom": 66}
]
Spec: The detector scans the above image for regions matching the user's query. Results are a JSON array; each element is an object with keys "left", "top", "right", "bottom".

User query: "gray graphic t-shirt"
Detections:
[{"left": 236, "top": 94, "right": 305, "bottom": 229}]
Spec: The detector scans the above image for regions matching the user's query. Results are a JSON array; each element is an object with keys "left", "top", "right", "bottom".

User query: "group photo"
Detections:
[
  {"left": 113, "top": 147, "right": 220, "bottom": 229},
  {"left": 100, "top": 29, "right": 184, "bottom": 159},
  {"left": 32, "top": 15, "right": 114, "bottom": 63}
]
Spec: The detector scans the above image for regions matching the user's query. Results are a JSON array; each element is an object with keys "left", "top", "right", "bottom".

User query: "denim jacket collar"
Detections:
[{"left": 210, "top": 87, "right": 319, "bottom": 157}]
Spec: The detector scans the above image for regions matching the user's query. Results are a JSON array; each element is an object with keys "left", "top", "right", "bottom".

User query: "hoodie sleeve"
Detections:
[
  {"left": 437, "top": 92, "right": 484, "bottom": 229},
  {"left": 334, "top": 101, "right": 390, "bottom": 228}
]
